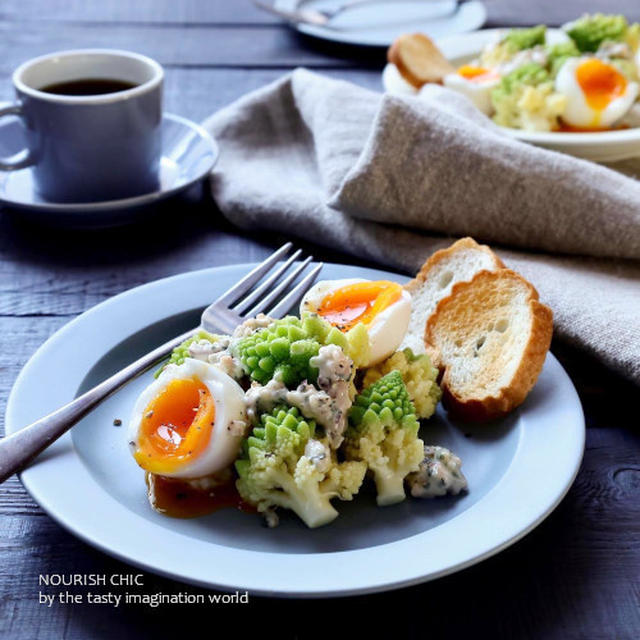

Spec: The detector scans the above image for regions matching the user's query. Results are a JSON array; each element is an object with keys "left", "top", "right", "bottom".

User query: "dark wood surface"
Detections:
[{"left": 1, "top": 2, "right": 639, "bottom": 639}]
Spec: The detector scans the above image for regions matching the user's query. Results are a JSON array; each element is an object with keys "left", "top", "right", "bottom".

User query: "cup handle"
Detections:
[{"left": 0, "top": 103, "right": 33, "bottom": 170}]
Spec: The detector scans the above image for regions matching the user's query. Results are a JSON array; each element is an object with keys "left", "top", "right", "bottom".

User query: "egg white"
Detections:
[
  {"left": 555, "top": 57, "right": 639, "bottom": 128},
  {"left": 382, "top": 63, "right": 419, "bottom": 96},
  {"left": 441, "top": 72, "right": 499, "bottom": 115},
  {"left": 128, "top": 359, "right": 247, "bottom": 479},
  {"left": 300, "top": 278, "right": 412, "bottom": 366}
]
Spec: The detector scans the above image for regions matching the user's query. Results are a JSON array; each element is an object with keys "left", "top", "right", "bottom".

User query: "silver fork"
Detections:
[{"left": 0, "top": 243, "right": 323, "bottom": 484}]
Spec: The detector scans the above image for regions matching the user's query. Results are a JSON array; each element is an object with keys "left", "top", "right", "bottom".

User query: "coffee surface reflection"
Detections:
[{"left": 40, "top": 78, "right": 137, "bottom": 96}]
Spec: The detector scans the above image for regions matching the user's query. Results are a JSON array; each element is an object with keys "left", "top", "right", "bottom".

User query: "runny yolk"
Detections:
[
  {"left": 457, "top": 65, "right": 498, "bottom": 83},
  {"left": 576, "top": 58, "right": 627, "bottom": 122},
  {"left": 317, "top": 280, "right": 402, "bottom": 332},
  {"left": 134, "top": 378, "right": 215, "bottom": 475}
]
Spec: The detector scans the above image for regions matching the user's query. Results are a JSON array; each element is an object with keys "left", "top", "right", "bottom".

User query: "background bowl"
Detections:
[{"left": 386, "top": 28, "right": 640, "bottom": 163}]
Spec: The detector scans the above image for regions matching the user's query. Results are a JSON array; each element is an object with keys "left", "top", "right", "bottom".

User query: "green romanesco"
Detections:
[
  {"left": 231, "top": 315, "right": 368, "bottom": 387},
  {"left": 346, "top": 371, "right": 424, "bottom": 506},
  {"left": 546, "top": 41, "right": 580, "bottom": 76},
  {"left": 478, "top": 26, "right": 546, "bottom": 70},
  {"left": 154, "top": 330, "right": 221, "bottom": 378},
  {"left": 362, "top": 349, "right": 441, "bottom": 419},
  {"left": 565, "top": 13, "right": 631, "bottom": 52},
  {"left": 235, "top": 406, "right": 366, "bottom": 528},
  {"left": 496, "top": 62, "right": 550, "bottom": 94},
  {"left": 502, "top": 25, "right": 546, "bottom": 51}
]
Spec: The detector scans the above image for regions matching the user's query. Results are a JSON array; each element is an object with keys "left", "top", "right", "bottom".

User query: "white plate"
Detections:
[
  {"left": 5, "top": 262, "right": 585, "bottom": 597},
  {"left": 386, "top": 28, "right": 640, "bottom": 162},
  {"left": 0, "top": 113, "right": 218, "bottom": 227},
  {"left": 275, "top": 0, "right": 486, "bottom": 47}
]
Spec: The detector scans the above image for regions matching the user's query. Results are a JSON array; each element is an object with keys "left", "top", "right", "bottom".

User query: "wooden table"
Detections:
[{"left": 1, "top": 2, "right": 639, "bottom": 638}]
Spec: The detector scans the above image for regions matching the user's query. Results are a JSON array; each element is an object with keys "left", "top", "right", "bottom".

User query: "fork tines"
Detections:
[{"left": 216, "top": 243, "right": 323, "bottom": 321}]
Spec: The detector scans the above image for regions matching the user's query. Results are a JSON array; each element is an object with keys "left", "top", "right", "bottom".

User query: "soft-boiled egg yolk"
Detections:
[
  {"left": 301, "top": 278, "right": 412, "bottom": 365},
  {"left": 457, "top": 65, "right": 499, "bottom": 83},
  {"left": 133, "top": 378, "right": 214, "bottom": 475},
  {"left": 317, "top": 280, "right": 403, "bottom": 331},
  {"left": 440, "top": 66, "right": 500, "bottom": 115},
  {"left": 128, "top": 359, "right": 247, "bottom": 479},
  {"left": 576, "top": 58, "right": 627, "bottom": 113},
  {"left": 556, "top": 57, "right": 638, "bottom": 129}
]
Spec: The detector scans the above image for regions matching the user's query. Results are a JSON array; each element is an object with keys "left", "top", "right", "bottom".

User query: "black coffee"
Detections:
[{"left": 40, "top": 78, "right": 137, "bottom": 96}]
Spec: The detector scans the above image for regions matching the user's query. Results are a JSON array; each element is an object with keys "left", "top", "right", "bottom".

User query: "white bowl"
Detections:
[{"left": 383, "top": 28, "right": 640, "bottom": 163}]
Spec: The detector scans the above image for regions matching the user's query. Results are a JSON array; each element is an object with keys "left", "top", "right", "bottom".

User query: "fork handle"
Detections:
[{"left": 0, "top": 328, "right": 197, "bottom": 485}]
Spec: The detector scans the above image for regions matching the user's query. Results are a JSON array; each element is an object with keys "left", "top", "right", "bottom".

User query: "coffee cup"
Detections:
[{"left": 0, "top": 49, "right": 163, "bottom": 203}]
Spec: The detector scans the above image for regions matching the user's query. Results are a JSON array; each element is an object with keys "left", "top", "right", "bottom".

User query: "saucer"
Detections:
[{"left": 0, "top": 113, "right": 218, "bottom": 227}]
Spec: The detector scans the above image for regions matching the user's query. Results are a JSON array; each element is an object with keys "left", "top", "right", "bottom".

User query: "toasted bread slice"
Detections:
[
  {"left": 425, "top": 269, "right": 553, "bottom": 422},
  {"left": 387, "top": 33, "right": 455, "bottom": 88},
  {"left": 401, "top": 238, "right": 504, "bottom": 355}
]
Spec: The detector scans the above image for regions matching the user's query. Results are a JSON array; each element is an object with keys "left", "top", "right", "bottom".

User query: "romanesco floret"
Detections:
[
  {"left": 491, "top": 63, "right": 566, "bottom": 131},
  {"left": 346, "top": 371, "right": 424, "bottom": 506},
  {"left": 362, "top": 349, "right": 441, "bottom": 420},
  {"left": 298, "top": 311, "right": 370, "bottom": 367},
  {"left": 546, "top": 41, "right": 580, "bottom": 76},
  {"left": 231, "top": 315, "right": 368, "bottom": 386},
  {"left": 502, "top": 25, "right": 546, "bottom": 51},
  {"left": 497, "top": 62, "right": 550, "bottom": 93},
  {"left": 235, "top": 406, "right": 366, "bottom": 528},
  {"left": 154, "top": 330, "right": 220, "bottom": 377},
  {"left": 565, "top": 13, "right": 630, "bottom": 52}
]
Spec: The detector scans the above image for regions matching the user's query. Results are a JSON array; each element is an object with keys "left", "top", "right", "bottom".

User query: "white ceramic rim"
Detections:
[
  {"left": 435, "top": 28, "right": 640, "bottom": 147},
  {"left": 13, "top": 48, "right": 164, "bottom": 105},
  {"left": 5, "top": 263, "right": 585, "bottom": 597}
]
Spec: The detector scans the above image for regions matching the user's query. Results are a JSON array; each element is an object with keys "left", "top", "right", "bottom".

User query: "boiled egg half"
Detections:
[
  {"left": 300, "top": 278, "right": 411, "bottom": 366},
  {"left": 555, "top": 57, "right": 638, "bottom": 129},
  {"left": 128, "top": 359, "right": 247, "bottom": 479},
  {"left": 441, "top": 65, "right": 501, "bottom": 115}
]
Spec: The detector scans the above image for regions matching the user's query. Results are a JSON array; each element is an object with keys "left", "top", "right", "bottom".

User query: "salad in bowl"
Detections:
[{"left": 383, "top": 14, "right": 640, "bottom": 160}]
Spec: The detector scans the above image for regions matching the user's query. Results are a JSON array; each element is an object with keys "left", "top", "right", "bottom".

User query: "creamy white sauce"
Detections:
[
  {"left": 597, "top": 41, "right": 632, "bottom": 60},
  {"left": 407, "top": 445, "right": 467, "bottom": 498},
  {"left": 498, "top": 45, "right": 548, "bottom": 75},
  {"left": 208, "top": 351, "right": 245, "bottom": 380},
  {"left": 244, "top": 376, "right": 348, "bottom": 449},
  {"left": 232, "top": 313, "right": 275, "bottom": 338},
  {"left": 304, "top": 439, "right": 331, "bottom": 473},
  {"left": 309, "top": 345, "right": 353, "bottom": 447},
  {"left": 186, "top": 336, "right": 244, "bottom": 380},
  {"left": 187, "top": 337, "right": 229, "bottom": 360}
]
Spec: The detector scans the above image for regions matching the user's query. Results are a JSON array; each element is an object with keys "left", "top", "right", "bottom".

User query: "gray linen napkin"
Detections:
[{"left": 203, "top": 69, "right": 640, "bottom": 384}]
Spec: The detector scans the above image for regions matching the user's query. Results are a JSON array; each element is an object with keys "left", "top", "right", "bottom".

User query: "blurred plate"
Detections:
[
  {"left": 0, "top": 113, "right": 217, "bottom": 227},
  {"left": 275, "top": 0, "right": 486, "bottom": 47},
  {"left": 385, "top": 28, "right": 640, "bottom": 162},
  {"left": 6, "top": 262, "right": 585, "bottom": 597}
]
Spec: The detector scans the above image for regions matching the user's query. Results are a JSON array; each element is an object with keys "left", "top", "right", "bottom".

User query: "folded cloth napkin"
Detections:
[{"left": 203, "top": 69, "right": 640, "bottom": 384}]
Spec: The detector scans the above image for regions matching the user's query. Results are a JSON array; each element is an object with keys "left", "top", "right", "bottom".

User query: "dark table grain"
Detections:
[{"left": 0, "top": 2, "right": 638, "bottom": 639}]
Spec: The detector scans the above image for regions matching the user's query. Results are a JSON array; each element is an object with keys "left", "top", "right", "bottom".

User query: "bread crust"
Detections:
[
  {"left": 425, "top": 269, "right": 553, "bottom": 422},
  {"left": 404, "top": 237, "right": 505, "bottom": 295},
  {"left": 387, "top": 33, "right": 455, "bottom": 88}
]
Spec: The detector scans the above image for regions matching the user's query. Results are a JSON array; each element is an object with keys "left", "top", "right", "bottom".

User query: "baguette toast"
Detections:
[
  {"left": 387, "top": 33, "right": 455, "bottom": 88},
  {"left": 424, "top": 269, "right": 553, "bottom": 421},
  {"left": 401, "top": 237, "right": 504, "bottom": 355}
]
